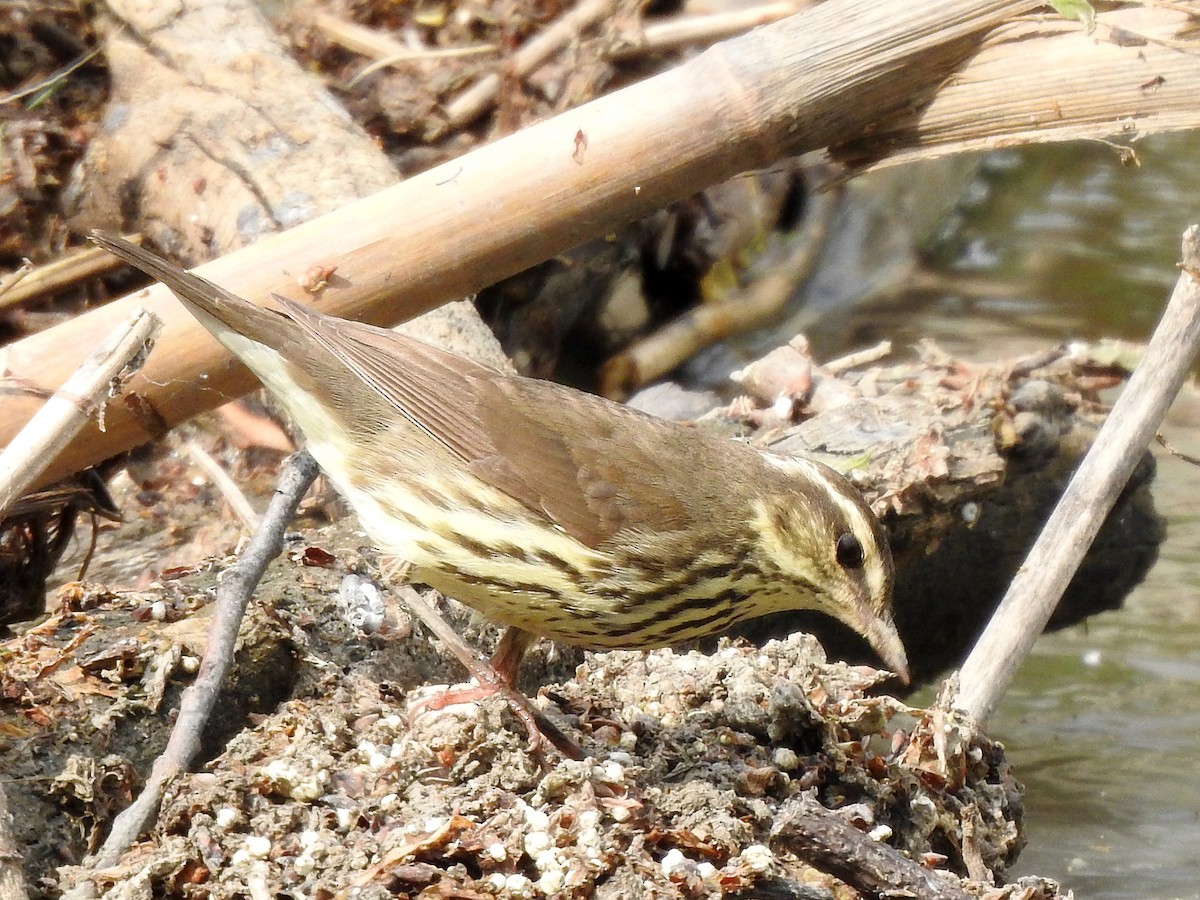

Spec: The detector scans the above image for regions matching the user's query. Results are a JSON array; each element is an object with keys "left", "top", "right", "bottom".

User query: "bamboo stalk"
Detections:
[{"left": 1, "top": 0, "right": 1043, "bottom": 489}]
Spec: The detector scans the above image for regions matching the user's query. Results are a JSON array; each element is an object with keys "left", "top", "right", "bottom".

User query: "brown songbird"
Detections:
[{"left": 91, "top": 232, "right": 909, "bottom": 689}]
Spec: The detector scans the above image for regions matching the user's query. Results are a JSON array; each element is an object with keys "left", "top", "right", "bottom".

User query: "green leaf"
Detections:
[{"left": 1049, "top": 0, "right": 1097, "bottom": 33}]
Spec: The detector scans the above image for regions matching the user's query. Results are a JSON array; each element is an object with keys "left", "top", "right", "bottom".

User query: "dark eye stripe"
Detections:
[{"left": 835, "top": 532, "right": 865, "bottom": 569}]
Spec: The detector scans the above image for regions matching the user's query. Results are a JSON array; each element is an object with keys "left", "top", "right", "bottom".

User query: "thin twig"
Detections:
[
  {"left": 0, "top": 39, "right": 110, "bottom": 106},
  {"left": 824, "top": 340, "right": 893, "bottom": 375},
  {"left": 0, "top": 238, "right": 143, "bottom": 312},
  {"left": 955, "top": 225, "right": 1200, "bottom": 726},
  {"left": 599, "top": 191, "right": 836, "bottom": 398},
  {"left": 77, "top": 451, "right": 319, "bottom": 876},
  {"left": 321, "top": 0, "right": 804, "bottom": 88},
  {"left": 0, "top": 261, "right": 32, "bottom": 301},
  {"left": 180, "top": 436, "right": 262, "bottom": 532},
  {"left": 445, "top": 0, "right": 616, "bottom": 128},
  {"left": 310, "top": 12, "right": 498, "bottom": 88},
  {"left": 0, "top": 309, "right": 160, "bottom": 517},
  {"left": 614, "top": 1, "right": 810, "bottom": 58},
  {"left": 1155, "top": 432, "right": 1200, "bottom": 467},
  {"left": 351, "top": 43, "right": 498, "bottom": 86}
]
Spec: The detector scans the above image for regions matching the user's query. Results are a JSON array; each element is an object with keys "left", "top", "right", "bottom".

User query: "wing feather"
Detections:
[
  {"left": 272, "top": 295, "right": 497, "bottom": 463},
  {"left": 273, "top": 294, "right": 732, "bottom": 548}
]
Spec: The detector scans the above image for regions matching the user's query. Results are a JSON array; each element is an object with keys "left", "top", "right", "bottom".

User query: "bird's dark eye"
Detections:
[{"left": 835, "top": 533, "right": 865, "bottom": 569}]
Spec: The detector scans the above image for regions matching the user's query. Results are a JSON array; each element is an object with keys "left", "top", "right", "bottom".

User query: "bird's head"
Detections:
[{"left": 751, "top": 456, "right": 909, "bottom": 684}]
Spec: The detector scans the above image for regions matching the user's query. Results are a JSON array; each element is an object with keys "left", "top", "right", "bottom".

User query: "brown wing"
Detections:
[
  {"left": 273, "top": 295, "right": 713, "bottom": 548},
  {"left": 272, "top": 294, "right": 499, "bottom": 464},
  {"left": 472, "top": 378, "right": 699, "bottom": 546}
]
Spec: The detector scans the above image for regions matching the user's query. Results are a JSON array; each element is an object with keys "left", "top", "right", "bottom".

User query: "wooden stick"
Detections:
[
  {"left": 0, "top": 239, "right": 143, "bottom": 312},
  {"left": 599, "top": 189, "right": 836, "bottom": 398},
  {"left": 79, "top": 451, "right": 320, "bottom": 875},
  {"left": 179, "top": 436, "right": 262, "bottom": 533},
  {"left": 955, "top": 225, "right": 1200, "bottom": 726},
  {"left": 14, "top": 1, "right": 1200, "bottom": 489},
  {"left": 0, "top": 309, "right": 160, "bottom": 515},
  {"left": 773, "top": 795, "right": 971, "bottom": 899},
  {"left": 0, "top": 261, "right": 33, "bottom": 302},
  {"left": 616, "top": 2, "right": 810, "bottom": 57}
]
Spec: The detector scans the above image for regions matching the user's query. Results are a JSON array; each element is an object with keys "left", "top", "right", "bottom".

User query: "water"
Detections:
[
  {"left": 998, "top": 452, "right": 1200, "bottom": 899},
  {"left": 831, "top": 134, "right": 1200, "bottom": 899}
]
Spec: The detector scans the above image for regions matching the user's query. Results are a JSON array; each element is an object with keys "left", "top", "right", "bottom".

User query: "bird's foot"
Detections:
[
  {"left": 394, "top": 584, "right": 583, "bottom": 759},
  {"left": 409, "top": 679, "right": 582, "bottom": 760}
]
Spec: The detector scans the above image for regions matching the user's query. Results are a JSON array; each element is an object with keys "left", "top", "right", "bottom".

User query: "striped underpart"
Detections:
[
  {"left": 332, "top": 451, "right": 867, "bottom": 651},
  {"left": 352, "top": 474, "right": 785, "bottom": 650}
]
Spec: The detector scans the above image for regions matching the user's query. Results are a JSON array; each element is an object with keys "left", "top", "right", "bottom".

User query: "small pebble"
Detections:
[
  {"left": 522, "top": 805, "right": 550, "bottom": 830},
  {"left": 772, "top": 747, "right": 800, "bottom": 771},
  {"left": 741, "top": 844, "right": 774, "bottom": 872},
  {"left": 661, "top": 848, "right": 687, "bottom": 876},
  {"left": 600, "top": 760, "right": 624, "bottom": 783},
  {"left": 524, "top": 832, "right": 551, "bottom": 856},
  {"left": 502, "top": 873, "right": 534, "bottom": 898},
  {"left": 243, "top": 835, "right": 271, "bottom": 858},
  {"left": 537, "top": 869, "right": 565, "bottom": 894}
]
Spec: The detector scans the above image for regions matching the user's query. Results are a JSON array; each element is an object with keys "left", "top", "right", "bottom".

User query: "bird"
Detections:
[{"left": 90, "top": 232, "right": 909, "bottom": 700}]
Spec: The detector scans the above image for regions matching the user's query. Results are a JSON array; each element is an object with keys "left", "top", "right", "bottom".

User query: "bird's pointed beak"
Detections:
[{"left": 857, "top": 608, "right": 910, "bottom": 685}]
